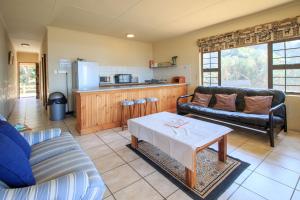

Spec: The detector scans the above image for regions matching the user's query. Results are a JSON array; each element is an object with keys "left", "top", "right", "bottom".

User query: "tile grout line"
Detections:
[{"left": 94, "top": 130, "right": 166, "bottom": 199}]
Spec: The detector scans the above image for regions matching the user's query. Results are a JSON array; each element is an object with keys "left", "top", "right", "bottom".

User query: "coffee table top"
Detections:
[{"left": 128, "top": 112, "right": 232, "bottom": 169}]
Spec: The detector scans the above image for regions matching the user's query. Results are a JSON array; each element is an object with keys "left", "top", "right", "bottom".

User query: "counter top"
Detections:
[{"left": 73, "top": 83, "right": 188, "bottom": 93}]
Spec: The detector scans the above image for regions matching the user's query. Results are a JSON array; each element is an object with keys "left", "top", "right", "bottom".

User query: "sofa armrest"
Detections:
[
  {"left": 269, "top": 103, "right": 286, "bottom": 115},
  {"left": 176, "top": 94, "right": 194, "bottom": 105},
  {"left": 21, "top": 128, "right": 62, "bottom": 146},
  {"left": 0, "top": 171, "right": 89, "bottom": 200}
]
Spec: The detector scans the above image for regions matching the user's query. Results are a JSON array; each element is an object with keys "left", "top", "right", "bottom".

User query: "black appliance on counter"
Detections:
[{"left": 114, "top": 74, "right": 132, "bottom": 84}]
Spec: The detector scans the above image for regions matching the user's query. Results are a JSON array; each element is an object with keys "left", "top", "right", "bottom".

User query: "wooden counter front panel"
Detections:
[{"left": 75, "top": 85, "right": 187, "bottom": 134}]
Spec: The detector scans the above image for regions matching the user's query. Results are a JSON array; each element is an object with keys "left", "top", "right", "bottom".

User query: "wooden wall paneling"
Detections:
[{"left": 75, "top": 84, "right": 188, "bottom": 134}]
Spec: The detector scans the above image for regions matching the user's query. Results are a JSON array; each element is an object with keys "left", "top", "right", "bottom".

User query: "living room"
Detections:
[{"left": 0, "top": 0, "right": 300, "bottom": 200}]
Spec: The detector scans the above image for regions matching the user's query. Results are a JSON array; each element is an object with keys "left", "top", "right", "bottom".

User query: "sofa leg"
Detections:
[
  {"left": 284, "top": 123, "right": 287, "bottom": 132},
  {"left": 269, "top": 130, "right": 275, "bottom": 147}
]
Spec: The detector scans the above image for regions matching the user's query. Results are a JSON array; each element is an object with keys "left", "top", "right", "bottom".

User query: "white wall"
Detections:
[
  {"left": 47, "top": 26, "right": 153, "bottom": 96},
  {"left": 153, "top": 1, "right": 300, "bottom": 131},
  {"left": 0, "top": 19, "right": 17, "bottom": 117}
]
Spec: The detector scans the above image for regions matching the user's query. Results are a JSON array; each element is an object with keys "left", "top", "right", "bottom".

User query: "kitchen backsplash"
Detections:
[
  {"left": 152, "top": 65, "right": 192, "bottom": 83},
  {"left": 99, "top": 66, "right": 154, "bottom": 83}
]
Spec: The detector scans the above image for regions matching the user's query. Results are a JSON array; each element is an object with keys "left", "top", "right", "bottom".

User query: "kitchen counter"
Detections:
[
  {"left": 74, "top": 83, "right": 188, "bottom": 134},
  {"left": 73, "top": 83, "right": 187, "bottom": 93}
]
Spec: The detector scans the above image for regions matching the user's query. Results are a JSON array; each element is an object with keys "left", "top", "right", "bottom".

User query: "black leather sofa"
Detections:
[{"left": 177, "top": 86, "right": 287, "bottom": 147}]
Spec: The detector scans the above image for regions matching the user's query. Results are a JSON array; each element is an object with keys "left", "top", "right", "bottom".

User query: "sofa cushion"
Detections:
[
  {"left": 178, "top": 103, "right": 284, "bottom": 127},
  {"left": 244, "top": 96, "right": 273, "bottom": 114},
  {"left": 0, "top": 134, "right": 35, "bottom": 188},
  {"left": 30, "top": 132, "right": 80, "bottom": 165},
  {"left": 0, "top": 171, "right": 90, "bottom": 200},
  {"left": 193, "top": 86, "right": 285, "bottom": 117},
  {"left": 214, "top": 94, "right": 237, "bottom": 111},
  {"left": 192, "top": 93, "right": 212, "bottom": 107},
  {"left": 32, "top": 148, "right": 104, "bottom": 190},
  {"left": 0, "top": 120, "right": 31, "bottom": 158}
]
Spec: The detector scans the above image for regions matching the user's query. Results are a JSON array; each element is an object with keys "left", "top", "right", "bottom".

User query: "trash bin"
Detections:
[{"left": 48, "top": 92, "right": 67, "bottom": 121}]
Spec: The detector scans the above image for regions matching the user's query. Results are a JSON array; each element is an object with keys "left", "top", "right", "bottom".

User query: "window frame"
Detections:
[
  {"left": 201, "top": 51, "right": 221, "bottom": 86},
  {"left": 200, "top": 37, "right": 300, "bottom": 94}
]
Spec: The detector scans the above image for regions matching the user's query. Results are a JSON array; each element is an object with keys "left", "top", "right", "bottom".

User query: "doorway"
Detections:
[{"left": 19, "top": 63, "right": 38, "bottom": 98}]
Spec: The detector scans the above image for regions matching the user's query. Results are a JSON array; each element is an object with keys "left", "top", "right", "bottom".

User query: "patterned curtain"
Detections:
[{"left": 197, "top": 16, "right": 300, "bottom": 53}]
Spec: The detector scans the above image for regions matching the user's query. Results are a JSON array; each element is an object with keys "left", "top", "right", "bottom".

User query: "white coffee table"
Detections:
[{"left": 128, "top": 112, "right": 232, "bottom": 188}]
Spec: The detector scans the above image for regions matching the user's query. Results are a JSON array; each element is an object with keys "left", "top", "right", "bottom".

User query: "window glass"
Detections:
[
  {"left": 272, "top": 39, "right": 300, "bottom": 65},
  {"left": 221, "top": 44, "right": 268, "bottom": 88},
  {"left": 203, "top": 72, "right": 218, "bottom": 86}
]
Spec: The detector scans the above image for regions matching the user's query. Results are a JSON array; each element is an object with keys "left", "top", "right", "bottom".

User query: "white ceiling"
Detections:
[{"left": 0, "top": 0, "right": 294, "bottom": 53}]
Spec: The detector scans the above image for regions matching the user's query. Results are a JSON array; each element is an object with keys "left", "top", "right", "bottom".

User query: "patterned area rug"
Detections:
[{"left": 127, "top": 141, "right": 249, "bottom": 200}]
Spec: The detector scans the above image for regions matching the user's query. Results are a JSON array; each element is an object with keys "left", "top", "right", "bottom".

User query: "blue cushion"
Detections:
[
  {"left": 0, "top": 120, "right": 31, "bottom": 158},
  {"left": 0, "top": 134, "right": 36, "bottom": 188}
]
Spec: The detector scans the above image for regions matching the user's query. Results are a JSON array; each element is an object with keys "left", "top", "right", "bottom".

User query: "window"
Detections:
[
  {"left": 200, "top": 38, "right": 300, "bottom": 93},
  {"left": 221, "top": 44, "right": 268, "bottom": 88},
  {"left": 271, "top": 39, "right": 300, "bottom": 93},
  {"left": 202, "top": 52, "right": 219, "bottom": 86}
]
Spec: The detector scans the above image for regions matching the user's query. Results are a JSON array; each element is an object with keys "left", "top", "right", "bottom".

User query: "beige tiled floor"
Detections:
[{"left": 8, "top": 98, "right": 300, "bottom": 200}]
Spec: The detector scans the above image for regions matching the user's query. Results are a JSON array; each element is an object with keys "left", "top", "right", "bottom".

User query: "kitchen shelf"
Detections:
[{"left": 150, "top": 65, "right": 177, "bottom": 68}]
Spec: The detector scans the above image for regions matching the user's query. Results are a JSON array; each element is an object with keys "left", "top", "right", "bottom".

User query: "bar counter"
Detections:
[{"left": 74, "top": 83, "right": 188, "bottom": 134}]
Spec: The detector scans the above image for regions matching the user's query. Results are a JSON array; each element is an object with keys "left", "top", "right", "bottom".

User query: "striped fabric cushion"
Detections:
[
  {"left": 0, "top": 181, "right": 8, "bottom": 189},
  {"left": 0, "top": 171, "right": 89, "bottom": 200},
  {"left": 21, "top": 128, "right": 62, "bottom": 146},
  {"left": 30, "top": 132, "right": 80, "bottom": 166},
  {"left": 32, "top": 149, "right": 105, "bottom": 199}
]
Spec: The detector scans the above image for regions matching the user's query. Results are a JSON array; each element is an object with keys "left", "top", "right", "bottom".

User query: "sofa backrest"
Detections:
[{"left": 193, "top": 86, "right": 285, "bottom": 116}]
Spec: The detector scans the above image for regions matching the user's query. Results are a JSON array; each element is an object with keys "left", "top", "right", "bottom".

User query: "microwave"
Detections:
[{"left": 114, "top": 74, "right": 132, "bottom": 84}]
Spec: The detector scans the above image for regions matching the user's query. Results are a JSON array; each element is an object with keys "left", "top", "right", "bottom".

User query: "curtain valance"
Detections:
[{"left": 197, "top": 16, "right": 300, "bottom": 53}]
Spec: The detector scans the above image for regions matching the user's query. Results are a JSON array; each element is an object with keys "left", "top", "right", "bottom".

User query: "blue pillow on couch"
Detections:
[
  {"left": 0, "top": 120, "right": 31, "bottom": 158},
  {"left": 0, "top": 133, "right": 36, "bottom": 187}
]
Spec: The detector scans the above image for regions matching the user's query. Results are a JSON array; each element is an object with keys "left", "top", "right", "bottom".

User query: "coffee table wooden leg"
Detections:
[
  {"left": 131, "top": 135, "right": 138, "bottom": 149},
  {"left": 218, "top": 135, "right": 227, "bottom": 162},
  {"left": 185, "top": 152, "right": 196, "bottom": 188}
]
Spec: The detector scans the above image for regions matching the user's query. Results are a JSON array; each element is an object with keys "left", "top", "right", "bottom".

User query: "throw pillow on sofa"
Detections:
[
  {"left": 192, "top": 93, "right": 212, "bottom": 107},
  {"left": 0, "top": 120, "right": 31, "bottom": 158},
  {"left": 0, "top": 133, "right": 36, "bottom": 188},
  {"left": 214, "top": 94, "right": 237, "bottom": 112},
  {"left": 244, "top": 96, "right": 273, "bottom": 114}
]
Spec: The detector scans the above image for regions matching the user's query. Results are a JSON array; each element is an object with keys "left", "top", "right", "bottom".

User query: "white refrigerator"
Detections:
[{"left": 72, "top": 61, "right": 100, "bottom": 90}]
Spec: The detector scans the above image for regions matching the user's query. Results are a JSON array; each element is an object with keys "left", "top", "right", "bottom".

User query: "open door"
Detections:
[{"left": 19, "top": 63, "right": 37, "bottom": 98}]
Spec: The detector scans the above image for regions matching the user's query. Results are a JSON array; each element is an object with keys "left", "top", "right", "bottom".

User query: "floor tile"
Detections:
[
  {"left": 292, "top": 190, "right": 300, "bottom": 200},
  {"left": 237, "top": 142, "right": 271, "bottom": 159},
  {"left": 114, "top": 179, "right": 163, "bottom": 200},
  {"left": 104, "top": 185, "right": 112, "bottom": 198},
  {"left": 242, "top": 172, "right": 294, "bottom": 200},
  {"left": 104, "top": 195, "right": 115, "bottom": 200},
  {"left": 129, "top": 158, "right": 156, "bottom": 177},
  {"left": 77, "top": 137, "right": 104, "bottom": 150},
  {"left": 234, "top": 169, "right": 252, "bottom": 185},
  {"left": 116, "top": 148, "right": 139, "bottom": 162},
  {"left": 102, "top": 164, "right": 141, "bottom": 193},
  {"left": 85, "top": 144, "right": 113, "bottom": 160},
  {"left": 255, "top": 161, "right": 299, "bottom": 188},
  {"left": 167, "top": 189, "right": 192, "bottom": 200},
  {"left": 265, "top": 152, "right": 300, "bottom": 173},
  {"left": 98, "top": 132, "right": 124, "bottom": 143},
  {"left": 117, "top": 130, "right": 131, "bottom": 140},
  {"left": 112, "top": 127, "right": 122, "bottom": 132},
  {"left": 229, "top": 187, "right": 265, "bottom": 200},
  {"left": 75, "top": 134, "right": 100, "bottom": 143},
  {"left": 273, "top": 138, "right": 300, "bottom": 161},
  {"left": 107, "top": 138, "right": 130, "bottom": 151},
  {"left": 217, "top": 183, "right": 239, "bottom": 200},
  {"left": 297, "top": 180, "right": 300, "bottom": 190},
  {"left": 93, "top": 152, "right": 125, "bottom": 173},
  {"left": 145, "top": 171, "right": 178, "bottom": 198},
  {"left": 230, "top": 150, "right": 263, "bottom": 171}
]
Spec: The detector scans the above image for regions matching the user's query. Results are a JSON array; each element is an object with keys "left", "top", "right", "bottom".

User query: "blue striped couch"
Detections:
[{"left": 0, "top": 128, "right": 106, "bottom": 200}]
